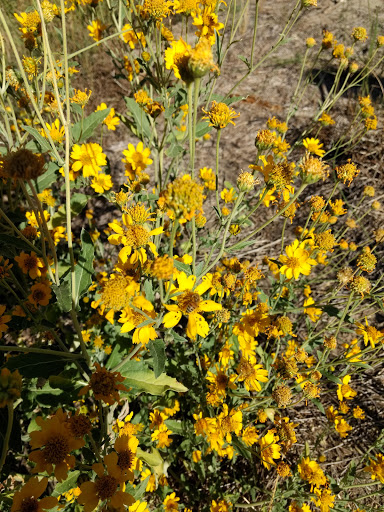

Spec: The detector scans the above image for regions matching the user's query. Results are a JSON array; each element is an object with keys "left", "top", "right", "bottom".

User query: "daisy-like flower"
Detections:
[
  {"left": 217, "top": 404, "right": 242, "bottom": 442},
  {"left": 0, "top": 305, "right": 11, "bottom": 339},
  {"left": 87, "top": 19, "right": 107, "bottom": 42},
  {"left": 122, "top": 142, "right": 153, "bottom": 173},
  {"left": 302, "top": 137, "right": 325, "bottom": 157},
  {"left": 71, "top": 143, "right": 107, "bottom": 177},
  {"left": 79, "top": 363, "right": 128, "bottom": 405},
  {"left": 96, "top": 103, "right": 120, "bottom": 131},
  {"left": 163, "top": 272, "right": 221, "bottom": 339},
  {"left": 164, "top": 493, "right": 180, "bottom": 512},
  {"left": 355, "top": 317, "right": 384, "bottom": 348},
  {"left": 28, "top": 282, "right": 52, "bottom": 306},
  {"left": 104, "top": 434, "right": 140, "bottom": 482},
  {"left": 298, "top": 457, "right": 327, "bottom": 490},
  {"left": 15, "top": 251, "right": 46, "bottom": 279},
  {"left": 280, "top": 239, "right": 317, "bottom": 280},
  {"left": 337, "top": 375, "right": 357, "bottom": 401},
  {"left": 119, "top": 296, "right": 157, "bottom": 345},
  {"left": 91, "top": 173, "right": 113, "bottom": 193},
  {"left": 364, "top": 453, "right": 384, "bottom": 484},
  {"left": 206, "top": 365, "right": 237, "bottom": 397},
  {"left": 78, "top": 458, "right": 135, "bottom": 512},
  {"left": 29, "top": 409, "right": 84, "bottom": 481},
  {"left": 11, "top": 476, "right": 58, "bottom": 512},
  {"left": 41, "top": 119, "right": 65, "bottom": 143},
  {"left": 236, "top": 357, "right": 268, "bottom": 392},
  {"left": 193, "top": 7, "right": 224, "bottom": 44},
  {"left": 151, "top": 423, "right": 173, "bottom": 448},
  {"left": 108, "top": 212, "right": 163, "bottom": 264},
  {"left": 202, "top": 101, "right": 239, "bottom": 129},
  {"left": 258, "top": 431, "right": 281, "bottom": 469},
  {"left": 164, "top": 38, "right": 192, "bottom": 81}
]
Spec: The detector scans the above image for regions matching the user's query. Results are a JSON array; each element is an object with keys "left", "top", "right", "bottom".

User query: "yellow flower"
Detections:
[
  {"left": 11, "top": 477, "right": 58, "bottom": 512},
  {"left": 0, "top": 367, "right": 22, "bottom": 406},
  {"left": 28, "top": 282, "right": 52, "bottom": 306},
  {"left": 364, "top": 454, "right": 384, "bottom": 483},
  {"left": 174, "top": 0, "right": 199, "bottom": 15},
  {"left": 91, "top": 173, "right": 113, "bottom": 193},
  {"left": 151, "top": 423, "right": 173, "bottom": 448},
  {"left": 159, "top": 175, "right": 204, "bottom": 223},
  {"left": 258, "top": 431, "right": 281, "bottom": 469},
  {"left": 280, "top": 239, "right": 317, "bottom": 280},
  {"left": 298, "top": 457, "right": 326, "bottom": 490},
  {"left": 334, "top": 417, "right": 353, "bottom": 438},
  {"left": 163, "top": 271, "right": 221, "bottom": 339},
  {"left": 40, "top": 119, "right": 64, "bottom": 143},
  {"left": 355, "top": 317, "right": 384, "bottom": 348},
  {"left": 313, "top": 489, "right": 335, "bottom": 512},
  {"left": 29, "top": 409, "right": 84, "bottom": 482},
  {"left": 236, "top": 357, "right": 268, "bottom": 392},
  {"left": 303, "top": 297, "right": 322, "bottom": 322},
  {"left": 71, "top": 143, "right": 107, "bottom": 177},
  {"left": 87, "top": 19, "right": 107, "bottom": 42},
  {"left": 202, "top": 101, "right": 239, "bottom": 129},
  {"left": 141, "top": 468, "right": 157, "bottom": 491},
  {"left": 71, "top": 88, "right": 92, "bottom": 108},
  {"left": 220, "top": 187, "right": 237, "bottom": 203},
  {"left": 302, "top": 137, "right": 325, "bottom": 157},
  {"left": 79, "top": 363, "right": 127, "bottom": 405},
  {"left": 337, "top": 375, "right": 357, "bottom": 401},
  {"left": 15, "top": 251, "right": 46, "bottom": 279},
  {"left": 165, "top": 38, "right": 192, "bottom": 81},
  {"left": 122, "top": 142, "right": 153, "bottom": 173},
  {"left": 96, "top": 103, "right": 120, "bottom": 131},
  {"left": 193, "top": 7, "right": 224, "bottom": 44},
  {"left": 119, "top": 300, "right": 157, "bottom": 345},
  {"left": 164, "top": 492, "right": 180, "bottom": 512}
]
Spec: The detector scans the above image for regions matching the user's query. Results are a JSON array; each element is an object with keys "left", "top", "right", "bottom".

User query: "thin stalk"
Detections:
[
  {"left": 0, "top": 403, "right": 13, "bottom": 474},
  {"left": 215, "top": 129, "right": 222, "bottom": 211}
]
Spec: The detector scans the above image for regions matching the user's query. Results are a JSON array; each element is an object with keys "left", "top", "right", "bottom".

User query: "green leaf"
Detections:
[
  {"left": 52, "top": 471, "right": 81, "bottom": 497},
  {"left": 311, "top": 398, "right": 325, "bottom": 415},
  {"left": 125, "top": 477, "right": 149, "bottom": 500},
  {"left": 120, "top": 361, "right": 187, "bottom": 395},
  {"left": 143, "top": 279, "right": 154, "bottom": 303},
  {"left": 124, "top": 97, "right": 152, "bottom": 140},
  {"left": 52, "top": 282, "right": 72, "bottom": 313},
  {"left": 71, "top": 193, "right": 88, "bottom": 215},
  {"left": 73, "top": 229, "right": 94, "bottom": 309},
  {"left": 323, "top": 305, "right": 340, "bottom": 317},
  {"left": 136, "top": 447, "right": 163, "bottom": 467},
  {"left": 195, "top": 121, "right": 211, "bottom": 138},
  {"left": 322, "top": 370, "right": 342, "bottom": 384},
  {"left": 173, "top": 260, "right": 192, "bottom": 275},
  {"left": 165, "top": 419, "right": 183, "bottom": 434},
  {"left": 72, "top": 108, "right": 111, "bottom": 143},
  {"left": 22, "top": 125, "right": 52, "bottom": 153},
  {"left": 166, "top": 144, "right": 184, "bottom": 158},
  {"left": 25, "top": 161, "right": 59, "bottom": 194},
  {"left": 148, "top": 339, "right": 166, "bottom": 378},
  {"left": 6, "top": 353, "right": 68, "bottom": 379}
]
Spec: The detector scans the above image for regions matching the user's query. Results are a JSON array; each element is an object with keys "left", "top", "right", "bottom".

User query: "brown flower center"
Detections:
[
  {"left": 90, "top": 371, "right": 116, "bottom": 397},
  {"left": 32, "top": 289, "right": 45, "bottom": 301},
  {"left": 216, "top": 373, "right": 228, "bottom": 389},
  {"left": 118, "top": 449, "right": 134, "bottom": 470},
  {"left": 43, "top": 434, "right": 69, "bottom": 464},
  {"left": 24, "top": 255, "right": 38, "bottom": 270},
  {"left": 177, "top": 291, "right": 201, "bottom": 314},
  {"left": 95, "top": 475, "right": 118, "bottom": 500},
  {"left": 20, "top": 497, "right": 39, "bottom": 512}
]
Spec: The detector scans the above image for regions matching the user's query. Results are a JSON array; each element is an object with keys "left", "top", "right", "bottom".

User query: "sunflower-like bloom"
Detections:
[
  {"left": 355, "top": 317, "right": 384, "bottom": 348},
  {"left": 193, "top": 7, "right": 224, "bottom": 44},
  {"left": 159, "top": 175, "right": 204, "bottom": 224},
  {"left": 165, "top": 38, "right": 192, "bottom": 81},
  {"left": 298, "top": 457, "right": 327, "bottom": 490},
  {"left": 202, "top": 101, "right": 239, "bottom": 129},
  {"left": 70, "top": 143, "right": 107, "bottom": 177},
  {"left": 15, "top": 251, "right": 46, "bottom": 279},
  {"left": 217, "top": 404, "right": 242, "bottom": 442},
  {"left": 79, "top": 363, "right": 127, "bottom": 405},
  {"left": 258, "top": 431, "right": 281, "bottom": 469},
  {"left": 336, "top": 375, "right": 357, "bottom": 401},
  {"left": 11, "top": 476, "right": 57, "bottom": 512},
  {"left": 122, "top": 142, "right": 153, "bottom": 173},
  {"left": 78, "top": 458, "right": 135, "bottom": 512},
  {"left": 280, "top": 240, "right": 317, "bottom": 280},
  {"left": 119, "top": 295, "right": 157, "bottom": 345},
  {"left": 163, "top": 271, "right": 221, "bottom": 339},
  {"left": 302, "top": 137, "right": 325, "bottom": 157},
  {"left": 104, "top": 434, "right": 140, "bottom": 482},
  {"left": 29, "top": 409, "right": 84, "bottom": 481},
  {"left": 108, "top": 212, "right": 163, "bottom": 264},
  {"left": 364, "top": 454, "right": 384, "bottom": 484},
  {"left": 236, "top": 357, "right": 268, "bottom": 392}
]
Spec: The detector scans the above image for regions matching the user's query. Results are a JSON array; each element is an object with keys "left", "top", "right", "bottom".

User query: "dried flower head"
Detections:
[{"left": 1, "top": 148, "right": 45, "bottom": 181}]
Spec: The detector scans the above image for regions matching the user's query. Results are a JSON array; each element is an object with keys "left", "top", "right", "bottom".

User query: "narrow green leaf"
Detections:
[
  {"left": 124, "top": 98, "right": 151, "bottom": 140},
  {"left": 6, "top": 353, "right": 68, "bottom": 378},
  {"left": 149, "top": 339, "right": 166, "bottom": 378},
  {"left": 22, "top": 125, "right": 52, "bottom": 153},
  {"left": 143, "top": 279, "right": 154, "bottom": 303},
  {"left": 73, "top": 229, "right": 95, "bottom": 309},
  {"left": 119, "top": 361, "right": 187, "bottom": 395},
  {"left": 173, "top": 260, "right": 191, "bottom": 275}
]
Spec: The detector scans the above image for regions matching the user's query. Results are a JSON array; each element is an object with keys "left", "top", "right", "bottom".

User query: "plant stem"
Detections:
[{"left": 0, "top": 403, "right": 13, "bottom": 474}]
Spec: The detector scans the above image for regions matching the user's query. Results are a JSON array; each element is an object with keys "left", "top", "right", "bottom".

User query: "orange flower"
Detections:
[
  {"left": 28, "top": 282, "right": 52, "bottom": 306},
  {"left": 11, "top": 476, "right": 57, "bottom": 512},
  {"left": 29, "top": 409, "right": 84, "bottom": 481},
  {"left": 15, "top": 251, "right": 46, "bottom": 279},
  {"left": 79, "top": 363, "right": 127, "bottom": 405},
  {"left": 78, "top": 458, "right": 135, "bottom": 512}
]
